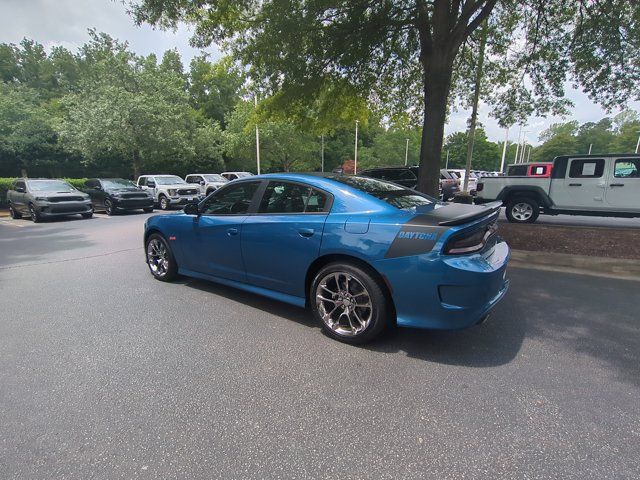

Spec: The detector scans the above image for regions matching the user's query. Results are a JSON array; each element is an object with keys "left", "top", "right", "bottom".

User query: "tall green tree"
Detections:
[{"left": 131, "top": 0, "right": 640, "bottom": 196}]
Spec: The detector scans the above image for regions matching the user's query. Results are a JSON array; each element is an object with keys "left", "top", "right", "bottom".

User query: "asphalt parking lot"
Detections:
[{"left": 1, "top": 213, "right": 639, "bottom": 479}]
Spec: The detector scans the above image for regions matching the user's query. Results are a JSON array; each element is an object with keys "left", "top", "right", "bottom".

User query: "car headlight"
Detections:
[{"left": 168, "top": 189, "right": 177, "bottom": 196}]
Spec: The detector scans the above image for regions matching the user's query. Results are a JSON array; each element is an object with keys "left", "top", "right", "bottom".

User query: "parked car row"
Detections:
[
  {"left": 5, "top": 171, "right": 256, "bottom": 222},
  {"left": 358, "top": 166, "right": 460, "bottom": 200}
]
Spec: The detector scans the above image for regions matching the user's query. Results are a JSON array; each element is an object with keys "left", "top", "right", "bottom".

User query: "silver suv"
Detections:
[{"left": 137, "top": 175, "right": 202, "bottom": 210}]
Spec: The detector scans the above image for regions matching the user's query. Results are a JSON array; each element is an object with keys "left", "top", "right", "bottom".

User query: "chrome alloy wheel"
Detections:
[
  {"left": 512, "top": 202, "right": 533, "bottom": 221},
  {"left": 147, "top": 238, "right": 169, "bottom": 277},
  {"left": 315, "top": 272, "right": 373, "bottom": 337}
]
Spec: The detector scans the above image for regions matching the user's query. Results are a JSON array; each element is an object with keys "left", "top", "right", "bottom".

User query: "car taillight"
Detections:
[
  {"left": 444, "top": 222, "right": 498, "bottom": 255},
  {"left": 477, "top": 182, "right": 484, "bottom": 192}
]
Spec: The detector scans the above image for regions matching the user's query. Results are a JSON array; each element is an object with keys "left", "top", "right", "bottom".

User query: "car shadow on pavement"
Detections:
[
  {"left": 179, "top": 278, "right": 319, "bottom": 330},
  {"left": 363, "top": 299, "right": 526, "bottom": 368},
  {"left": 181, "top": 276, "right": 527, "bottom": 368}
]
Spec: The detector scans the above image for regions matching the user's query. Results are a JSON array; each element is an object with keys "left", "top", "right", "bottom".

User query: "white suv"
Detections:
[
  {"left": 137, "top": 175, "right": 202, "bottom": 210},
  {"left": 185, "top": 173, "right": 229, "bottom": 196}
]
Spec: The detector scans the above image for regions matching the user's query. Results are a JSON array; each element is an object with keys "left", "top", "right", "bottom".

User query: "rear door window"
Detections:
[
  {"left": 569, "top": 159, "right": 605, "bottom": 178},
  {"left": 258, "top": 182, "right": 329, "bottom": 214}
]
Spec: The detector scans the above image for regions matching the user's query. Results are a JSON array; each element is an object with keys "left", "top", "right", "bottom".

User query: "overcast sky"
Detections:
[{"left": 2, "top": 0, "right": 638, "bottom": 147}]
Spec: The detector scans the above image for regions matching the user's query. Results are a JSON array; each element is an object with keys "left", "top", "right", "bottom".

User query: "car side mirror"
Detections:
[
  {"left": 94, "top": 185, "right": 102, "bottom": 191},
  {"left": 184, "top": 203, "right": 199, "bottom": 215},
  {"left": 199, "top": 180, "right": 206, "bottom": 186}
]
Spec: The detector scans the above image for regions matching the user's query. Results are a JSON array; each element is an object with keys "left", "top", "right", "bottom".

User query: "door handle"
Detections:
[
  {"left": 227, "top": 227, "right": 239, "bottom": 236},
  {"left": 568, "top": 183, "right": 582, "bottom": 186},
  {"left": 298, "top": 228, "right": 315, "bottom": 237},
  {"left": 610, "top": 183, "right": 625, "bottom": 187}
]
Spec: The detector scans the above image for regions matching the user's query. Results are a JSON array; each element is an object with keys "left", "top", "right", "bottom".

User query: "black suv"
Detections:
[
  {"left": 359, "top": 167, "right": 459, "bottom": 200},
  {"left": 84, "top": 178, "right": 155, "bottom": 215}
]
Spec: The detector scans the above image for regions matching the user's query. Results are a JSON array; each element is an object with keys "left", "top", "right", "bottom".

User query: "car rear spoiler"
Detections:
[{"left": 418, "top": 201, "right": 502, "bottom": 227}]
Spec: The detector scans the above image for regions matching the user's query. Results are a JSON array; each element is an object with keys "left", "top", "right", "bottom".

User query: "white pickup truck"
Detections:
[{"left": 475, "top": 154, "right": 640, "bottom": 223}]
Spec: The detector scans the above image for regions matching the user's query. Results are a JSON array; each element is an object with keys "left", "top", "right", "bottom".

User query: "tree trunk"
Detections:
[
  {"left": 132, "top": 151, "right": 141, "bottom": 180},
  {"left": 418, "top": 52, "right": 454, "bottom": 197}
]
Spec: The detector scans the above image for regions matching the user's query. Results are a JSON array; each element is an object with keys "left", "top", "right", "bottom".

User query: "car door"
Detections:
[
  {"left": 184, "top": 181, "right": 261, "bottom": 282},
  {"left": 85, "top": 180, "right": 103, "bottom": 209},
  {"left": 550, "top": 157, "right": 608, "bottom": 211},
  {"left": 241, "top": 181, "right": 331, "bottom": 297},
  {"left": 11, "top": 180, "right": 27, "bottom": 213},
  {"left": 606, "top": 157, "right": 640, "bottom": 212}
]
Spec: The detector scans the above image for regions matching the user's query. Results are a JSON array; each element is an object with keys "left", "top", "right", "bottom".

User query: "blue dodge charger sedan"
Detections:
[{"left": 144, "top": 173, "right": 510, "bottom": 343}]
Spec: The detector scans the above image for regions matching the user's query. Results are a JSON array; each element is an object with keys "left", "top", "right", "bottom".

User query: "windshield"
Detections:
[
  {"left": 28, "top": 180, "right": 75, "bottom": 192},
  {"left": 235, "top": 172, "right": 253, "bottom": 178},
  {"left": 156, "top": 176, "right": 186, "bottom": 185},
  {"left": 203, "top": 174, "right": 228, "bottom": 182},
  {"left": 101, "top": 179, "right": 137, "bottom": 189},
  {"left": 333, "top": 176, "right": 436, "bottom": 210}
]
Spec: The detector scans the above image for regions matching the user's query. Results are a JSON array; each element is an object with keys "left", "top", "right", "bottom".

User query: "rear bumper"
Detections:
[{"left": 374, "top": 240, "right": 510, "bottom": 330}]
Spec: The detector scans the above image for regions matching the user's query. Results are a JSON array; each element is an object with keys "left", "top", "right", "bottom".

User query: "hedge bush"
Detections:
[{"left": 0, "top": 178, "right": 89, "bottom": 208}]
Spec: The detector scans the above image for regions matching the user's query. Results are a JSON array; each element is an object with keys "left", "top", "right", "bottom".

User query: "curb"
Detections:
[{"left": 510, "top": 250, "right": 640, "bottom": 281}]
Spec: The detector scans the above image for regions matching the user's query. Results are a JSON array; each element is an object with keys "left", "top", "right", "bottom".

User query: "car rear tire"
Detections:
[
  {"left": 206, "top": 188, "right": 215, "bottom": 196},
  {"left": 505, "top": 197, "right": 540, "bottom": 224},
  {"left": 159, "top": 195, "right": 170, "bottom": 210},
  {"left": 310, "top": 262, "right": 391, "bottom": 344},
  {"left": 143, "top": 207, "right": 154, "bottom": 213},
  {"left": 28, "top": 203, "right": 41, "bottom": 223},
  {"left": 8, "top": 203, "right": 22, "bottom": 219},
  {"left": 145, "top": 233, "right": 178, "bottom": 281},
  {"left": 104, "top": 199, "right": 115, "bottom": 215}
]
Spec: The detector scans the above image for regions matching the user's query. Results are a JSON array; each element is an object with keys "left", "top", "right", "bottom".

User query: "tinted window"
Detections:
[
  {"left": 258, "top": 182, "right": 329, "bottom": 214},
  {"left": 85, "top": 179, "right": 98, "bottom": 188},
  {"left": 332, "top": 176, "right": 435, "bottom": 210},
  {"left": 614, "top": 159, "right": 639, "bottom": 178},
  {"left": 507, "top": 165, "right": 528, "bottom": 176},
  {"left": 569, "top": 159, "right": 604, "bottom": 178},
  {"left": 102, "top": 179, "right": 137, "bottom": 189},
  {"left": 15, "top": 180, "right": 26, "bottom": 190},
  {"left": 138, "top": 177, "right": 147, "bottom": 186},
  {"left": 200, "top": 182, "right": 259, "bottom": 215}
]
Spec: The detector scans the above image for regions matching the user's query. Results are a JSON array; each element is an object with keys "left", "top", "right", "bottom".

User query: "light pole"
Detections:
[
  {"left": 499, "top": 127, "right": 509, "bottom": 173},
  {"left": 520, "top": 130, "right": 529, "bottom": 163},
  {"left": 320, "top": 135, "right": 325, "bottom": 172},
  {"left": 635, "top": 131, "right": 640, "bottom": 154},
  {"left": 445, "top": 149, "right": 450, "bottom": 169},
  {"left": 354, "top": 120, "right": 359, "bottom": 174},
  {"left": 588, "top": 143, "right": 593, "bottom": 154},
  {"left": 404, "top": 138, "right": 409, "bottom": 166},
  {"left": 254, "top": 95, "right": 261, "bottom": 174},
  {"left": 514, "top": 126, "right": 522, "bottom": 163}
]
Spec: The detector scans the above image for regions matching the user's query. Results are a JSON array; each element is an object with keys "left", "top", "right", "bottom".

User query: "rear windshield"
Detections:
[
  {"left": 332, "top": 176, "right": 436, "bottom": 210},
  {"left": 27, "top": 180, "right": 75, "bottom": 192}
]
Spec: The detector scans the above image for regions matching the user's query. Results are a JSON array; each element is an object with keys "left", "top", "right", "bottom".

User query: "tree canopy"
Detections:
[{"left": 130, "top": 0, "right": 640, "bottom": 196}]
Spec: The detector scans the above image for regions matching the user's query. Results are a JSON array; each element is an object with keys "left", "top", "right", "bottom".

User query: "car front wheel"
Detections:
[
  {"left": 311, "top": 262, "right": 391, "bottom": 344},
  {"left": 158, "top": 195, "right": 169, "bottom": 210},
  {"left": 29, "top": 203, "right": 41, "bottom": 223},
  {"left": 505, "top": 197, "right": 540, "bottom": 223},
  {"left": 8, "top": 203, "right": 22, "bottom": 219},
  {"left": 145, "top": 233, "right": 178, "bottom": 281},
  {"left": 104, "top": 199, "right": 115, "bottom": 215}
]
